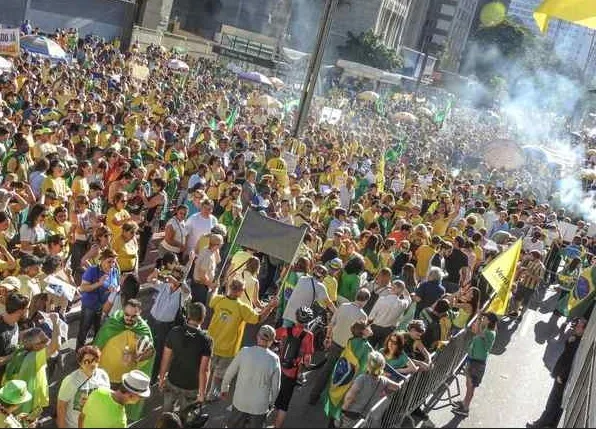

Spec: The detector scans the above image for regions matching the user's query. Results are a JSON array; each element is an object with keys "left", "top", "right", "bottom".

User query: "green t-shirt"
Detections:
[
  {"left": 338, "top": 272, "right": 361, "bottom": 302},
  {"left": 468, "top": 329, "right": 496, "bottom": 362},
  {"left": 81, "top": 387, "right": 126, "bottom": 428}
]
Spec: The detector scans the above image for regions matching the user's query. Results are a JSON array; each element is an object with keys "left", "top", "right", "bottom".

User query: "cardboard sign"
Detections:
[
  {"left": 320, "top": 107, "right": 342, "bottom": 124},
  {"left": 131, "top": 64, "right": 150, "bottom": 81},
  {"left": 0, "top": 28, "right": 19, "bottom": 57},
  {"left": 283, "top": 151, "right": 298, "bottom": 175},
  {"left": 558, "top": 221, "right": 579, "bottom": 242}
]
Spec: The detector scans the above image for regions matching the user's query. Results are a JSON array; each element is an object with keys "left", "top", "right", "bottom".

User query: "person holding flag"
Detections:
[
  {"left": 324, "top": 320, "right": 374, "bottom": 426},
  {"left": 94, "top": 299, "right": 154, "bottom": 421}
]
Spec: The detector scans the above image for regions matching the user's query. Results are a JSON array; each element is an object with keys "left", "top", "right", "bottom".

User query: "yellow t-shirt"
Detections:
[
  {"left": 266, "top": 157, "right": 288, "bottom": 186},
  {"left": 208, "top": 295, "right": 259, "bottom": 358},
  {"left": 323, "top": 276, "right": 338, "bottom": 303},
  {"left": 415, "top": 245, "right": 435, "bottom": 279},
  {"left": 72, "top": 176, "right": 89, "bottom": 197},
  {"left": 106, "top": 208, "right": 131, "bottom": 238},
  {"left": 99, "top": 330, "right": 139, "bottom": 383},
  {"left": 361, "top": 209, "right": 378, "bottom": 228},
  {"left": 432, "top": 217, "right": 451, "bottom": 237},
  {"left": 112, "top": 235, "right": 138, "bottom": 272},
  {"left": 42, "top": 176, "right": 69, "bottom": 203}
]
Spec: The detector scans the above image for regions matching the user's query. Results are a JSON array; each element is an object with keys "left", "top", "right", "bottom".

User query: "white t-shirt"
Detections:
[
  {"left": 19, "top": 223, "right": 46, "bottom": 252},
  {"left": 161, "top": 217, "right": 186, "bottom": 253},
  {"left": 282, "top": 276, "right": 329, "bottom": 323},
  {"left": 57, "top": 368, "right": 110, "bottom": 428},
  {"left": 184, "top": 213, "right": 217, "bottom": 253}
]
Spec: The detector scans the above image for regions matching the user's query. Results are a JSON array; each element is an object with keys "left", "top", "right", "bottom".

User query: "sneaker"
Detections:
[
  {"left": 452, "top": 401, "right": 464, "bottom": 410},
  {"left": 451, "top": 407, "right": 469, "bottom": 417}
]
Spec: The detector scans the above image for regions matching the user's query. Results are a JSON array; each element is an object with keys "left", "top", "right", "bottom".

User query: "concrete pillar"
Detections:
[{"left": 140, "top": 0, "right": 174, "bottom": 31}]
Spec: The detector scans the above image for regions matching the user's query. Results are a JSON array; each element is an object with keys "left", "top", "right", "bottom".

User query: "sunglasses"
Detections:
[{"left": 82, "top": 358, "right": 98, "bottom": 365}]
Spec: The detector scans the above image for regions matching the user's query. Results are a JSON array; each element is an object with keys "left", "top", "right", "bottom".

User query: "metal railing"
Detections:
[{"left": 353, "top": 302, "right": 490, "bottom": 428}]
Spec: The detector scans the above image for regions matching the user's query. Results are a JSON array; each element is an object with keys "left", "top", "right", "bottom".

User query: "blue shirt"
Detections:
[
  {"left": 414, "top": 280, "right": 446, "bottom": 315},
  {"left": 81, "top": 266, "right": 119, "bottom": 310},
  {"left": 489, "top": 220, "right": 510, "bottom": 238}
]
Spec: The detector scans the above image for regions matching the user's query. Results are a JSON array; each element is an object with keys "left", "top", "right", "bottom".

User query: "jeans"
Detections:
[
  {"left": 139, "top": 225, "right": 152, "bottom": 265},
  {"left": 163, "top": 379, "right": 197, "bottom": 413},
  {"left": 310, "top": 341, "right": 344, "bottom": 403},
  {"left": 149, "top": 315, "right": 175, "bottom": 383},
  {"left": 71, "top": 239, "right": 89, "bottom": 284},
  {"left": 226, "top": 406, "right": 266, "bottom": 429},
  {"left": 76, "top": 307, "right": 102, "bottom": 350}
]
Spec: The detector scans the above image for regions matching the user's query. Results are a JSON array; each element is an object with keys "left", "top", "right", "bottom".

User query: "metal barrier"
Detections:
[{"left": 353, "top": 306, "right": 489, "bottom": 428}]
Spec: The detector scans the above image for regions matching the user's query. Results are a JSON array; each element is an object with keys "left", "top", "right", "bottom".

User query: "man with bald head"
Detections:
[{"left": 192, "top": 233, "right": 224, "bottom": 305}]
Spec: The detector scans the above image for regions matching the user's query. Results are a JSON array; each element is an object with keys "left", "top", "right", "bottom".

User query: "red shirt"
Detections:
[{"left": 275, "top": 326, "right": 314, "bottom": 379}]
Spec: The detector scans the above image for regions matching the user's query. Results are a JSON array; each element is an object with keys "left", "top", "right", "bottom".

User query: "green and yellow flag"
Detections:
[
  {"left": 3, "top": 348, "right": 49, "bottom": 416},
  {"left": 94, "top": 311, "right": 154, "bottom": 421},
  {"left": 534, "top": 0, "right": 596, "bottom": 33},
  {"left": 324, "top": 337, "right": 372, "bottom": 420},
  {"left": 376, "top": 152, "right": 386, "bottom": 193},
  {"left": 483, "top": 239, "right": 522, "bottom": 315},
  {"left": 565, "top": 266, "right": 596, "bottom": 318}
]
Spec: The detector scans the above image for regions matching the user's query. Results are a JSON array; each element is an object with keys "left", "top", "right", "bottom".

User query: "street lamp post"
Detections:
[{"left": 292, "top": 0, "right": 340, "bottom": 137}]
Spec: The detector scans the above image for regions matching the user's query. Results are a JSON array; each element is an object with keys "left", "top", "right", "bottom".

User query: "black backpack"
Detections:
[{"left": 280, "top": 327, "right": 307, "bottom": 369}]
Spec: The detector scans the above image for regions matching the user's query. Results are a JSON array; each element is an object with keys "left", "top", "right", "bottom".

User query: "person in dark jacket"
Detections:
[{"left": 526, "top": 317, "right": 587, "bottom": 428}]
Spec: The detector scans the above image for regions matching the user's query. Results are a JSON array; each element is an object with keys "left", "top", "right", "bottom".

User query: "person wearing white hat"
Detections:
[
  {"left": 79, "top": 369, "right": 150, "bottom": 428},
  {"left": 0, "top": 379, "right": 33, "bottom": 428}
]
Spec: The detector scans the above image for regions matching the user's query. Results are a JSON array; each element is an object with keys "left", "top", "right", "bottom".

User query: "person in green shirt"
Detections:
[
  {"left": 452, "top": 312, "right": 498, "bottom": 418},
  {"left": 79, "top": 370, "right": 151, "bottom": 428}
]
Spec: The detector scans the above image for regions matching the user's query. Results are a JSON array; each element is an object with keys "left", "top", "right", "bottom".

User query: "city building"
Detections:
[
  {"left": 402, "top": 0, "right": 480, "bottom": 72},
  {"left": 508, "top": 0, "right": 596, "bottom": 83}
]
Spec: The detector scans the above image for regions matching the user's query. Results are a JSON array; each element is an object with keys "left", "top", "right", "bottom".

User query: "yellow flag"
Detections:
[
  {"left": 483, "top": 239, "right": 522, "bottom": 315},
  {"left": 534, "top": 0, "right": 596, "bottom": 33},
  {"left": 376, "top": 153, "right": 386, "bottom": 193}
]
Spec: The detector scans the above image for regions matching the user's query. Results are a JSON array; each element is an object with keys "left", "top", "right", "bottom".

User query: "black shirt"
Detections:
[
  {"left": 166, "top": 324, "right": 213, "bottom": 390},
  {"left": 0, "top": 319, "right": 18, "bottom": 379},
  {"left": 445, "top": 248, "right": 468, "bottom": 285},
  {"left": 552, "top": 334, "right": 581, "bottom": 383}
]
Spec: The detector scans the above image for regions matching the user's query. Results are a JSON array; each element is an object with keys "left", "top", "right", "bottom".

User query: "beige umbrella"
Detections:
[
  {"left": 392, "top": 112, "right": 418, "bottom": 124},
  {"left": 269, "top": 77, "right": 285, "bottom": 89},
  {"left": 254, "top": 94, "right": 283, "bottom": 109},
  {"left": 357, "top": 91, "right": 380, "bottom": 101}
]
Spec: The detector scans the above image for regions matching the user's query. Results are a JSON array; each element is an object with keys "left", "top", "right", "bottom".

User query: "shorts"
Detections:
[
  {"left": 211, "top": 355, "right": 233, "bottom": 379},
  {"left": 466, "top": 359, "right": 486, "bottom": 388},
  {"left": 274, "top": 374, "right": 298, "bottom": 412}
]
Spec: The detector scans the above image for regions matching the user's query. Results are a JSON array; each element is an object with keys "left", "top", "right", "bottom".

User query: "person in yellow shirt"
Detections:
[
  {"left": 266, "top": 146, "right": 288, "bottom": 188},
  {"left": 323, "top": 258, "right": 343, "bottom": 303},
  {"left": 415, "top": 236, "right": 443, "bottom": 280},
  {"left": 106, "top": 192, "right": 132, "bottom": 238},
  {"left": 112, "top": 222, "right": 139, "bottom": 274},
  {"left": 206, "top": 279, "right": 278, "bottom": 400},
  {"left": 41, "top": 159, "right": 71, "bottom": 207},
  {"left": 71, "top": 161, "right": 93, "bottom": 198}
]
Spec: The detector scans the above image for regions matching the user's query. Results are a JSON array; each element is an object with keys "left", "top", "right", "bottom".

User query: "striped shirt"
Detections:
[{"left": 520, "top": 259, "right": 545, "bottom": 290}]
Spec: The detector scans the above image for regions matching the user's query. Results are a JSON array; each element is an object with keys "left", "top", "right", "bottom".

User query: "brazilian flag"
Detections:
[
  {"left": 324, "top": 337, "right": 373, "bottom": 420},
  {"left": 565, "top": 266, "right": 596, "bottom": 318},
  {"left": 94, "top": 311, "right": 154, "bottom": 422}
]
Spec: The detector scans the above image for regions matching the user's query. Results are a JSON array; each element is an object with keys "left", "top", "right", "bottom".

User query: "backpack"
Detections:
[{"left": 280, "top": 327, "right": 307, "bottom": 369}]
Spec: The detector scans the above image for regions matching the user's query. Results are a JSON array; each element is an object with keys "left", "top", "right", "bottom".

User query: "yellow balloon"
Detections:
[{"left": 480, "top": 2, "right": 507, "bottom": 27}]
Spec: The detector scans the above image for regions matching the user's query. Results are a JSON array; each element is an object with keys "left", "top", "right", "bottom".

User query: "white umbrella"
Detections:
[
  {"left": 238, "top": 71, "right": 273, "bottom": 86},
  {"left": 0, "top": 56, "right": 13, "bottom": 73},
  {"left": 20, "top": 35, "right": 66, "bottom": 60},
  {"left": 167, "top": 59, "right": 190, "bottom": 72}
]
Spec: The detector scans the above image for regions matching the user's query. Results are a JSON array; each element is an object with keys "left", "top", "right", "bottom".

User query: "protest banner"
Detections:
[
  {"left": 0, "top": 28, "right": 19, "bottom": 57},
  {"left": 320, "top": 107, "right": 342, "bottom": 124},
  {"left": 283, "top": 151, "right": 298, "bottom": 176}
]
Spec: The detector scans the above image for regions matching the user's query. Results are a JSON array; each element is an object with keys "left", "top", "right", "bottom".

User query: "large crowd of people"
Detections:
[{"left": 0, "top": 24, "right": 594, "bottom": 429}]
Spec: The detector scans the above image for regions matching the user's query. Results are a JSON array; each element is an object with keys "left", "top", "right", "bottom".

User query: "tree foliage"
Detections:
[{"left": 337, "top": 30, "right": 403, "bottom": 72}]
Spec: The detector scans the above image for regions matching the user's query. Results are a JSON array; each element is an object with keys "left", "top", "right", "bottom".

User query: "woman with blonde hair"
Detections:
[{"left": 339, "top": 351, "right": 402, "bottom": 427}]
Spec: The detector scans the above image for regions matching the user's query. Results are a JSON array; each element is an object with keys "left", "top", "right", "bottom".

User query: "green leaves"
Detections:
[{"left": 337, "top": 30, "right": 403, "bottom": 72}]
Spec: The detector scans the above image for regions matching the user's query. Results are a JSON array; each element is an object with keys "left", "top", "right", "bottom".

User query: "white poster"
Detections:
[{"left": 283, "top": 151, "right": 298, "bottom": 175}]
